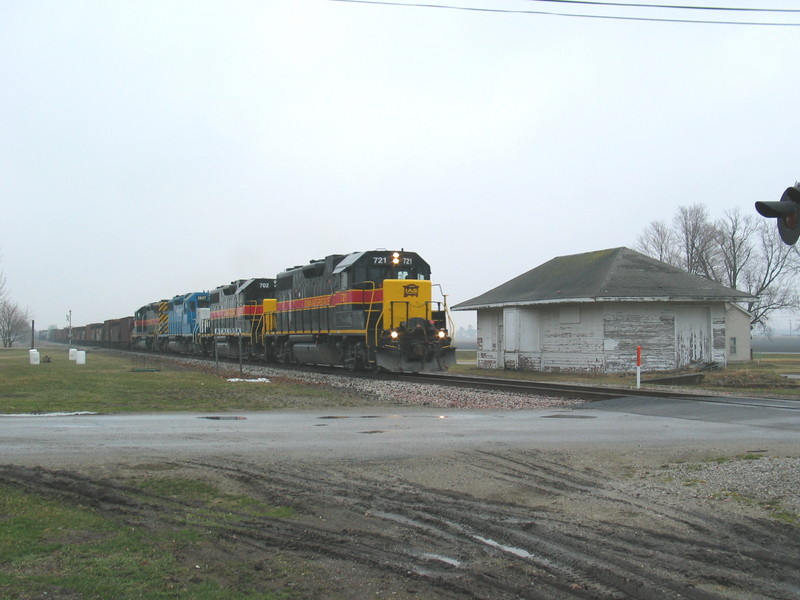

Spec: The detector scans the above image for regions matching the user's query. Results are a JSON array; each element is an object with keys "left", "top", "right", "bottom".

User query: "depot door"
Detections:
[{"left": 675, "top": 306, "right": 711, "bottom": 368}]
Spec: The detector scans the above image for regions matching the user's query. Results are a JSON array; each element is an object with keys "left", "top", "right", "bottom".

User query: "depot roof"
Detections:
[{"left": 453, "top": 247, "right": 757, "bottom": 311}]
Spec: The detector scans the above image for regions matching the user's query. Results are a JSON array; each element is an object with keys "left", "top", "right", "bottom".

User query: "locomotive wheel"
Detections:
[
  {"left": 343, "top": 341, "right": 367, "bottom": 371},
  {"left": 278, "top": 342, "right": 296, "bottom": 366},
  {"left": 343, "top": 342, "right": 360, "bottom": 371}
]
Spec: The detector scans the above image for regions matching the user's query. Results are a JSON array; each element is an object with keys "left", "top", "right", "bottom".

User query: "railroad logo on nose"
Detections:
[{"left": 403, "top": 284, "right": 419, "bottom": 298}]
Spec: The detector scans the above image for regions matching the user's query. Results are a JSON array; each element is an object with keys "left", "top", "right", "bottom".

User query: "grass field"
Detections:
[
  {"left": 2, "top": 347, "right": 799, "bottom": 416},
  {"left": 0, "top": 347, "right": 365, "bottom": 415}
]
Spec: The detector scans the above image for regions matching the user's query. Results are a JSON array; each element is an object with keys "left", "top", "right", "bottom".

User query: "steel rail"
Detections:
[{"left": 387, "top": 372, "right": 800, "bottom": 409}]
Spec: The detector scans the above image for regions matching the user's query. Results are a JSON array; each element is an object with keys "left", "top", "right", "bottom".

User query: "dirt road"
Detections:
[{"left": 2, "top": 398, "right": 799, "bottom": 598}]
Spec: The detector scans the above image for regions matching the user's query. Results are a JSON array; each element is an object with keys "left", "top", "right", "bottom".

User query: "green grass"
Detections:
[
  {"left": 0, "top": 478, "right": 295, "bottom": 599},
  {"left": 0, "top": 348, "right": 368, "bottom": 414},
  {"left": 136, "top": 477, "right": 296, "bottom": 521},
  {"left": 710, "top": 489, "right": 799, "bottom": 526}
]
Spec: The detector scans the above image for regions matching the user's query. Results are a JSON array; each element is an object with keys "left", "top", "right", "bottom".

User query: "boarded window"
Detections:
[{"left": 559, "top": 306, "right": 580, "bottom": 324}]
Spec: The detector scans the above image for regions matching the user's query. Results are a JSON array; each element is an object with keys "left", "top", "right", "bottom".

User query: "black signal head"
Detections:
[{"left": 755, "top": 186, "right": 800, "bottom": 245}]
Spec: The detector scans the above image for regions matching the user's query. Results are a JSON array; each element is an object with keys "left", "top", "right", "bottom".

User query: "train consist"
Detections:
[{"left": 50, "top": 249, "right": 456, "bottom": 372}]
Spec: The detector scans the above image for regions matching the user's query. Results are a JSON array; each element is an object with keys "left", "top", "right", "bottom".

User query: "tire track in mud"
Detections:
[
  {"left": 2, "top": 454, "right": 798, "bottom": 600},
  {"left": 171, "top": 455, "right": 799, "bottom": 599},
  {"left": 457, "top": 451, "right": 800, "bottom": 596}
]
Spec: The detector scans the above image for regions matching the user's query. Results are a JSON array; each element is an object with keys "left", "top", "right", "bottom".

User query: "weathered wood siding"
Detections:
[
  {"left": 476, "top": 301, "right": 734, "bottom": 373},
  {"left": 603, "top": 303, "right": 675, "bottom": 372},
  {"left": 501, "top": 307, "right": 542, "bottom": 370},
  {"left": 476, "top": 310, "right": 501, "bottom": 369},
  {"left": 539, "top": 304, "right": 605, "bottom": 372},
  {"left": 674, "top": 306, "right": 711, "bottom": 367},
  {"left": 711, "top": 307, "right": 727, "bottom": 366}
]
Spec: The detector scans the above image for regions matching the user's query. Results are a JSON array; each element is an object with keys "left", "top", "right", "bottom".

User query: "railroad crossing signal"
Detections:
[{"left": 755, "top": 185, "right": 800, "bottom": 245}]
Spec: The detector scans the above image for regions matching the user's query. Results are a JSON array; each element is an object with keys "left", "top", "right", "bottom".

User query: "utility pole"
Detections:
[{"left": 67, "top": 310, "right": 72, "bottom": 347}]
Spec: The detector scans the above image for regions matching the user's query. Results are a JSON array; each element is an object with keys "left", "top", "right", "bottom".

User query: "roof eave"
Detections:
[{"left": 452, "top": 295, "right": 758, "bottom": 311}]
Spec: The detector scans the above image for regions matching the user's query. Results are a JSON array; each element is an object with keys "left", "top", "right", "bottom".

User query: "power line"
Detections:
[
  {"left": 328, "top": 0, "right": 800, "bottom": 25},
  {"left": 522, "top": 0, "right": 800, "bottom": 14}
]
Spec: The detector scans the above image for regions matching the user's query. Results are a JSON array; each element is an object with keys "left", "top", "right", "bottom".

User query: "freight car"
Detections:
[
  {"left": 85, "top": 323, "right": 104, "bottom": 344},
  {"left": 103, "top": 316, "right": 133, "bottom": 348}
]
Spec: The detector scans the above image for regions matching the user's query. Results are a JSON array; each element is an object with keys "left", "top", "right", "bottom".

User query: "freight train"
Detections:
[{"left": 49, "top": 249, "right": 456, "bottom": 373}]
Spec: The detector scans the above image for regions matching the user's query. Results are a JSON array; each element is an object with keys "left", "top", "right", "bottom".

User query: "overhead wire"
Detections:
[
  {"left": 521, "top": 0, "right": 800, "bottom": 14},
  {"left": 327, "top": 0, "right": 800, "bottom": 25}
]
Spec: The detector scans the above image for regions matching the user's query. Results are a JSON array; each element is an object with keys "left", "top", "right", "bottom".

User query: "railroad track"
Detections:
[
  {"left": 391, "top": 372, "right": 676, "bottom": 401},
  {"left": 85, "top": 345, "right": 800, "bottom": 409},
  {"left": 388, "top": 371, "right": 800, "bottom": 410}
]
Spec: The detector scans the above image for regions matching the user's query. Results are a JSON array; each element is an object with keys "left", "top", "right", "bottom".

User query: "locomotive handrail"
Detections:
[
  {"left": 244, "top": 301, "right": 260, "bottom": 345},
  {"left": 374, "top": 305, "right": 386, "bottom": 348},
  {"left": 431, "top": 283, "right": 456, "bottom": 339},
  {"left": 362, "top": 280, "right": 379, "bottom": 351}
]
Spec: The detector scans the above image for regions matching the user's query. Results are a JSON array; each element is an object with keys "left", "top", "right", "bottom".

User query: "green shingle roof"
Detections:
[{"left": 453, "top": 247, "right": 755, "bottom": 311}]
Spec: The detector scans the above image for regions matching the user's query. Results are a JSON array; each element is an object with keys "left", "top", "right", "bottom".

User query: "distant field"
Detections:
[{"left": 751, "top": 337, "right": 800, "bottom": 354}]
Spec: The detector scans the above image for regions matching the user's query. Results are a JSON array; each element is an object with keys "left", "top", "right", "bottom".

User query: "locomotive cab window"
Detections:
[{"left": 392, "top": 270, "right": 428, "bottom": 280}]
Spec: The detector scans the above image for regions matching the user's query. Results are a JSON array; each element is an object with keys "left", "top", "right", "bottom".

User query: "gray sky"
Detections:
[{"left": 2, "top": 0, "right": 799, "bottom": 332}]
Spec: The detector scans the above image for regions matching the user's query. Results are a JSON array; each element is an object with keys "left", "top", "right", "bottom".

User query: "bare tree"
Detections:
[
  {"left": 636, "top": 204, "right": 800, "bottom": 331},
  {"left": 741, "top": 221, "right": 800, "bottom": 330},
  {"left": 0, "top": 253, "right": 32, "bottom": 347},
  {"left": 635, "top": 220, "right": 680, "bottom": 265},
  {"left": 715, "top": 209, "right": 758, "bottom": 290},
  {"left": 673, "top": 204, "right": 721, "bottom": 281},
  {"left": 0, "top": 298, "right": 29, "bottom": 347}
]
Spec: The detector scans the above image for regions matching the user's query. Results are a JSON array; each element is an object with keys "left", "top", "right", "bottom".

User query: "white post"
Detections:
[{"left": 636, "top": 345, "right": 642, "bottom": 389}]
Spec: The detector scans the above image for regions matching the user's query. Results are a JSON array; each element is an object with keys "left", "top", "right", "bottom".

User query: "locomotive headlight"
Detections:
[
  {"left": 392, "top": 251, "right": 400, "bottom": 265},
  {"left": 390, "top": 330, "right": 399, "bottom": 339},
  {"left": 438, "top": 330, "right": 446, "bottom": 339}
]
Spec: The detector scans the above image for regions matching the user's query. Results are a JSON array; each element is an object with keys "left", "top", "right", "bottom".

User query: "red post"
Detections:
[{"left": 636, "top": 346, "right": 642, "bottom": 389}]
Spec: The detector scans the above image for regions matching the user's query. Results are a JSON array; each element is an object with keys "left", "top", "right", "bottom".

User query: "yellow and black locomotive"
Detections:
[{"left": 269, "top": 249, "right": 455, "bottom": 372}]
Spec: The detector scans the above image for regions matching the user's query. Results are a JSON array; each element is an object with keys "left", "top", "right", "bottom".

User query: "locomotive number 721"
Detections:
[{"left": 373, "top": 256, "right": 413, "bottom": 265}]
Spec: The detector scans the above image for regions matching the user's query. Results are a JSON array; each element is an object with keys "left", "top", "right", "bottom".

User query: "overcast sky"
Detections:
[{"left": 2, "top": 0, "right": 799, "bottom": 332}]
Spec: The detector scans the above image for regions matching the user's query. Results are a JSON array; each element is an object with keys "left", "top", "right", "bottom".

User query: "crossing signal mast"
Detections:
[{"left": 755, "top": 184, "right": 800, "bottom": 245}]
